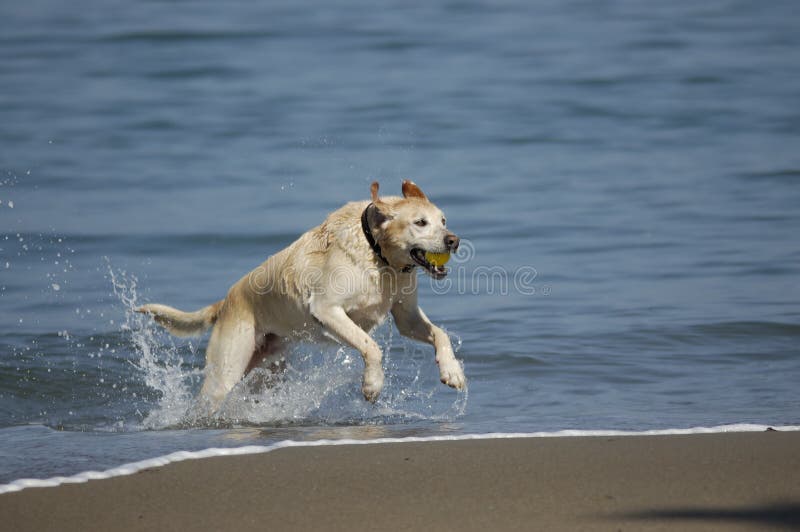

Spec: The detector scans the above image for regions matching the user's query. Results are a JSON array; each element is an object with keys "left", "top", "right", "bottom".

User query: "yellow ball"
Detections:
[{"left": 425, "top": 251, "right": 450, "bottom": 266}]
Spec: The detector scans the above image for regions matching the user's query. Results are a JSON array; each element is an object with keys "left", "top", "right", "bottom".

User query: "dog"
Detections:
[{"left": 137, "top": 180, "right": 466, "bottom": 413}]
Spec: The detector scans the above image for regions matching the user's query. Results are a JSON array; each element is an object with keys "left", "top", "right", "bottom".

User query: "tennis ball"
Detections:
[{"left": 425, "top": 251, "right": 450, "bottom": 266}]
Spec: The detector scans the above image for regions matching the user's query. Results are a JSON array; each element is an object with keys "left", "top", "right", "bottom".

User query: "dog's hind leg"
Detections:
[
  {"left": 242, "top": 333, "right": 287, "bottom": 392},
  {"left": 245, "top": 333, "right": 286, "bottom": 375},
  {"left": 197, "top": 311, "right": 257, "bottom": 413}
]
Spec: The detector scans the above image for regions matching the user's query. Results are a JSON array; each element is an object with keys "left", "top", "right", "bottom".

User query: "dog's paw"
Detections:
[
  {"left": 438, "top": 359, "right": 466, "bottom": 390},
  {"left": 362, "top": 366, "right": 384, "bottom": 403}
]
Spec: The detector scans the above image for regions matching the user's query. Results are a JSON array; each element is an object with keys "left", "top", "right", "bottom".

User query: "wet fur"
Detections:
[{"left": 137, "top": 181, "right": 465, "bottom": 413}]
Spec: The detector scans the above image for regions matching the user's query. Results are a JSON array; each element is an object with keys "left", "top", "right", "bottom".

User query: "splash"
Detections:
[
  {"left": 107, "top": 260, "right": 198, "bottom": 429},
  {"left": 215, "top": 337, "right": 468, "bottom": 428},
  {"left": 106, "top": 261, "right": 468, "bottom": 430}
]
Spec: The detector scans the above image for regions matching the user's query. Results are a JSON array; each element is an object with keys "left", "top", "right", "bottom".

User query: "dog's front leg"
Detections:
[
  {"left": 311, "top": 304, "right": 384, "bottom": 402},
  {"left": 391, "top": 298, "right": 466, "bottom": 390}
]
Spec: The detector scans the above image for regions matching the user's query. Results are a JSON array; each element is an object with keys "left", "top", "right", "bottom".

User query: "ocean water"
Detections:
[{"left": 2, "top": 0, "right": 799, "bottom": 485}]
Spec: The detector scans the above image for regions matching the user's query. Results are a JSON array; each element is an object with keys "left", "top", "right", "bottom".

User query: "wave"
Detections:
[
  {"left": 96, "top": 30, "right": 282, "bottom": 44},
  {"left": 1, "top": 231, "right": 300, "bottom": 251},
  {"left": 1, "top": 423, "right": 796, "bottom": 494}
]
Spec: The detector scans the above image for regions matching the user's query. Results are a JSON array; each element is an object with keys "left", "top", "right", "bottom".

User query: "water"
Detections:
[{"left": 2, "top": 0, "right": 799, "bottom": 485}]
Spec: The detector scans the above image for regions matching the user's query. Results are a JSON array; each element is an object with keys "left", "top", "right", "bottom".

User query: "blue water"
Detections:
[{"left": 2, "top": 0, "right": 799, "bottom": 483}]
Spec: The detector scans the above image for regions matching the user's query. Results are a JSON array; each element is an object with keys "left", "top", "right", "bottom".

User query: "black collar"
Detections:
[
  {"left": 361, "top": 204, "right": 414, "bottom": 272},
  {"left": 361, "top": 204, "right": 388, "bottom": 266}
]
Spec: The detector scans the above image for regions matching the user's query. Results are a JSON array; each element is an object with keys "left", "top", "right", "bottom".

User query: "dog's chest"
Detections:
[
  {"left": 344, "top": 283, "right": 392, "bottom": 319},
  {"left": 342, "top": 271, "right": 404, "bottom": 330}
]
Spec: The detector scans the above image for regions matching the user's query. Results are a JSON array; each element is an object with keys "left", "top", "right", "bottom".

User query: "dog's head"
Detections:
[{"left": 366, "top": 180, "right": 459, "bottom": 279}]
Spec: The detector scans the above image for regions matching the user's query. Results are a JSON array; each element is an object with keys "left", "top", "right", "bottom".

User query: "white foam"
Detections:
[{"left": 1, "top": 423, "right": 796, "bottom": 494}]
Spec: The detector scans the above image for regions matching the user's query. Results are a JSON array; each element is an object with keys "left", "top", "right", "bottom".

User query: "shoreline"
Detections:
[
  {"left": 2, "top": 430, "right": 799, "bottom": 531},
  {"left": 1, "top": 423, "right": 797, "bottom": 494}
]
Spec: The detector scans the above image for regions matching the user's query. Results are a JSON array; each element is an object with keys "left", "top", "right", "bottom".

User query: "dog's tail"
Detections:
[{"left": 135, "top": 300, "right": 223, "bottom": 337}]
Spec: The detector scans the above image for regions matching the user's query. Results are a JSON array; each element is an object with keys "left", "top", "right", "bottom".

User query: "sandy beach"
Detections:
[{"left": 1, "top": 431, "right": 798, "bottom": 531}]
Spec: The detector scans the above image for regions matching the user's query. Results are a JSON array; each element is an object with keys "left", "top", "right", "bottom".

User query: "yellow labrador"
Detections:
[{"left": 137, "top": 180, "right": 465, "bottom": 413}]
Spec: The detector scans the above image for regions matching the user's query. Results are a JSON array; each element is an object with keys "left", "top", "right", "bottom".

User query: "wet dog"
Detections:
[{"left": 137, "top": 180, "right": 465, "bottom": 413}]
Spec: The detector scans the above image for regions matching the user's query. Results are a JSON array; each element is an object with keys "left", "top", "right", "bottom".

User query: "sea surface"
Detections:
[{"left": 1, "top": 0, "right": 799, "bottom": 485}]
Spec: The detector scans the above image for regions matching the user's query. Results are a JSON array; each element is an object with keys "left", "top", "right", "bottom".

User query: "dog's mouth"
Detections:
[{"left": 410, "top": 248, "right": 448, "bottom": 279}]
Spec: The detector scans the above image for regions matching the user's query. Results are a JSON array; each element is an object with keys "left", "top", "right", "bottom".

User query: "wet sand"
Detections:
[{"left": 1, "top": 431, "right": 799, "bottom": 531}]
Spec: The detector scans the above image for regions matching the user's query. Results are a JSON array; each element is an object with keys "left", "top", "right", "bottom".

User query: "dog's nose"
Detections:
[{"left": 444, "top": 233, "right": 460, "bottom": 251}]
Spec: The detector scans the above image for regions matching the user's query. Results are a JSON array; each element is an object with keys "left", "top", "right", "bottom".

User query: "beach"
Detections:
[
  {"left": 3, "top": 0, "right": 800, "bottom": 498},
  {"left": 1, "top": 431, "right": 798, "bottom": 531}
]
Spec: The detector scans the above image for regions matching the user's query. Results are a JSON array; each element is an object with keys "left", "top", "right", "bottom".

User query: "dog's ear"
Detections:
[
  {"left": 369, "top": 181, "right": 393, "bottom": 226},
  {"left": 370, "top": 204, "right": 392, "bottom": 227},
  {"left": 401, "top": 180, "right": 428, "bottom": 201},
  {"left": 370, "top": 181, "right": 382, "bottom": 203}
]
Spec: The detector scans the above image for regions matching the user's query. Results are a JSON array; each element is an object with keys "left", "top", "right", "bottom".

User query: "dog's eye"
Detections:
[
  {"left": 414, "top": 219, "right": 428, "bottom": 227},
  {"left": 442, "top": 218, "right": 446, "bottom": 226}
]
